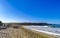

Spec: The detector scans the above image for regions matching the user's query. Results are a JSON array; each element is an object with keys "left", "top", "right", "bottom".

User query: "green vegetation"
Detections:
[{"left": 0, "top": 21, "right": 3, "bottom": 26}]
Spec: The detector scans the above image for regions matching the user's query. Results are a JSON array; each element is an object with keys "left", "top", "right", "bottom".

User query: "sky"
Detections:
[{"left": 0, "top": 0, "right": 60, "bottom": 24}]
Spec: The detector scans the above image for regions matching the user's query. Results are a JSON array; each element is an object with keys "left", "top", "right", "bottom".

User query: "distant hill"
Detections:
[{"left": 4, "top": 22, "right": 50, "bottom": 26}]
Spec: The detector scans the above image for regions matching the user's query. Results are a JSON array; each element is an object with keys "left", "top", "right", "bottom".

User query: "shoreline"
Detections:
[
  {"left": 23, "top": 26, "right": 60, "bottom": 36},
  {"left": 20, "top": 26, "right": 55, "bottom": 38},
  {"left": 28, "top": 29, "right": 60, "bottom": 36}
]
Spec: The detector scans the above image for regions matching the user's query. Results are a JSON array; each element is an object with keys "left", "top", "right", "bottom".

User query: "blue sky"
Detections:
[{"left": 0, "top": 0, "right": 60, "bottom": 24}]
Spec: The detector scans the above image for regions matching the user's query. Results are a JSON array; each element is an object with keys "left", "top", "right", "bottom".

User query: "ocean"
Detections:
[{"left": 49, "top": 24, "right": 60, "bottom": 27}]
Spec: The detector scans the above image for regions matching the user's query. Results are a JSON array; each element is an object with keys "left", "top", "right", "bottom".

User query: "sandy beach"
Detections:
[{"left": 0, "top": 26, "right": 55, "bottom": 38}]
